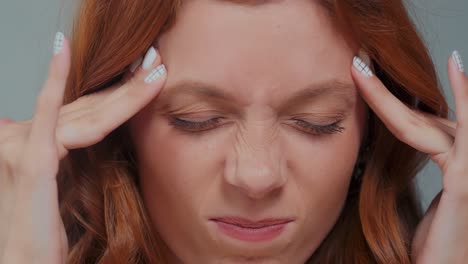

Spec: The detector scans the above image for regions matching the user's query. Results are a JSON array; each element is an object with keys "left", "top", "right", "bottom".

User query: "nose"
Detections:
[{"left": 224, "top": 126, "right": 287, "bottom": 199}]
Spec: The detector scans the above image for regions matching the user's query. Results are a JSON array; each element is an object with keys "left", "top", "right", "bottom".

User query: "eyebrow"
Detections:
[{"left": 157, "top": 79, "right": 356, "bottom": 112}]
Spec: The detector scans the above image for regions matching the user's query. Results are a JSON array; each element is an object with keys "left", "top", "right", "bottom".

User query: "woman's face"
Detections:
[{"left": 129, "top": 0, "right": 367, "bottom": 263}]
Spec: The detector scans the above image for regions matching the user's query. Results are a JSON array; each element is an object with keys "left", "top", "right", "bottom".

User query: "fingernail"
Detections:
[
  {"left": 130, "top": 56, "right": 143, "bottom": 73},
  {"left": 142, "top": 47, "right": 159, "bottom": 70},
  {"left": 452, "top": 50, "right": 465, "bottom": 72},
  {"left": 358, "top": 49, "right": 372, "bottom": 66},
  {"left": 53, "top": 32, "right": 65, "bottom": 55},
  {"left": 144, "top": 64, "right": 166, "bottom": 83},
  {"left": 353, "top": 56, "right": 373, "bottom": 77}
]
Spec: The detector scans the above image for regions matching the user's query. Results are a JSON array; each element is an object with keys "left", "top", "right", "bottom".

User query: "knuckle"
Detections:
[
  {"left": 0, "top": 130, "right": 59, "bottom": 182},
  {"left": 87, "top": 123, "right": 108, "bottom": 142},
  {"left": 392, "top": 126, "right": 411, "bottom": 143},
  {"left": 75, "top": 115, "right": 107, "bottom": 142}
]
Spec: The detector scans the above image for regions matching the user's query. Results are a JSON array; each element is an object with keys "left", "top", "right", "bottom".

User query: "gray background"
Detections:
[{"left": 0, "top": 0, "right": 467, "bottom": 210}]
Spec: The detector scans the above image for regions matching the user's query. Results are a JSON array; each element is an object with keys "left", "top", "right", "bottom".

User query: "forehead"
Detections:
[{"left": 157, "top": 0, "right": 357, "bottom": 104}]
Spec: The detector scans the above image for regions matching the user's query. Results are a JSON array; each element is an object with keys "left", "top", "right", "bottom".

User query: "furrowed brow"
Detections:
[
  {"left": 278, "top": 80, "right": 356, "bottom": 111},
  {"left": 158, "top": 79, "right": 356, "bottom": 110}
]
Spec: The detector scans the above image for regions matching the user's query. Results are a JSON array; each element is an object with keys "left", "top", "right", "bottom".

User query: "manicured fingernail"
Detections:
[
  {"left": 144, "top": 64, "right": 166, "bottom": 83},
  {"left": 353, "top": 56, "right": 373, "bottom": 77},
  {"left": 53, "top": 32, "right": 65, "bottom": 55},
  {"left": 130, "top": 56, "right": 143, "bottom": 73},
  {"left": 452, "top": 50, "right": 465, "bottom": 72},
  {"left": 142, "top": 47, "right": 158, "bottom": 70},
  {"left": 358, "top": 49, "right": 372, "bottom": 66}
]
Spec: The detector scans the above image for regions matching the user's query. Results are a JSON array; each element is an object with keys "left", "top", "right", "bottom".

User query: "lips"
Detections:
[
  {"left": 211, "top": 217, "right": 294, "bottom": 228},
  {"left": 210, "top": 217, "right": 294, "bottom": 242}
]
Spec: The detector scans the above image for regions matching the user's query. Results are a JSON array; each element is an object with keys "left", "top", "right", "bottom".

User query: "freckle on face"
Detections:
[{"left": 129, "top": 0, "right": 365, "bottom": 263}]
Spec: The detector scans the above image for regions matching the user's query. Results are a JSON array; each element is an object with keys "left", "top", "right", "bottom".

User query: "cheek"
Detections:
[
  {"left": 285, "top": 115, "right": 362, "bottom": 242},
  {"left": 288, "top": 130, "right": 359, "bottom": 197},
  {"left": 129, "top": 114, "right": 223, "bottom": 217},
  {"left": 129, "top": 112, "right": 230, "bottom": 261},
  {"left": 289, "top": 135, "right": 357, "bottom": 213}
]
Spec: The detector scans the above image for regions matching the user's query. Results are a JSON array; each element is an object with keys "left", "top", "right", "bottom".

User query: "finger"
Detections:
[
  {"left": 0, "top": 120, "right": 30, "bottom": 144},
  {"left": 128, "top": 56, "right": 143, "bottom": 75},
  {"left": 57, "top": 51, "right": 146, "bottom": 120},
  {"left": 351, "top": 56, "right": 454, "bottom": 155},
  {"left": 0, "top": 118, "right": 13, "bottom": 129},
  {"left": 448, "top": 50, "right": 468, "bottom": 158},
  {"left": 59, "top": 47, "right": 167, "bottom": 149},
  {"left": 412, "top": 190, "right": 442, "bottom": 257},
  {"left": 57, "top": 83, "right": 120, "bottom": 121},
  {"left": 414, "top": 109, "right": 457, "bottom": 137},
  {"left": 102, "top": 46, "right": 161, "bottom": 105},
  {"left": 28, "top": 32, "right": 70, "bottom": 148},
  {"left": 0, "top": 118, "right": 15, "bottom": 141}
]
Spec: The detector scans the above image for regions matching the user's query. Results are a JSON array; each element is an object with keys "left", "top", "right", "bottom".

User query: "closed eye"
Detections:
[
  {"left": 168, "top": 116, "right": 345, "bottom": 136},
  {"left": 290, "top": 118, "right": 345, "bottom": 136},
  {"left": 168, "top": 116, "right": 225, "bottom": 132}
]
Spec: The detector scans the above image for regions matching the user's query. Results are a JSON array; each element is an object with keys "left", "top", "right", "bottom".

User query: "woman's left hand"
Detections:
[{"left": 351, "top": 50, "right": 467, "bottom": 264}]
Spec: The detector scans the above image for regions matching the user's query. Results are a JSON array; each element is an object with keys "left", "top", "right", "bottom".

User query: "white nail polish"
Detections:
[
  {"left": 129, "top": 56, "right": 143, "bottom": 73},
  {"left": 144, "top": 64, "right": 166, "bottom": 83},
  {"left": 452, "top": 50, "right": 465, "bottom": 72},
  {"left": 142, "top": 47, "right": 158, "bottom": 70},
  {"left": 353, "top": 56, "right": 373, "bottom": 77},
  {"left": 53, "top": 32, "right": 65, "bottom": 55}
]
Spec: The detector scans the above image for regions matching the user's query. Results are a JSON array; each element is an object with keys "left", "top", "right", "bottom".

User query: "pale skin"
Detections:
[
  {"left": 130, "top": 2, "right": 365, "bottom": 262},
  {"left": 0, "top": 3, "right": 467, "bottom": 264}
]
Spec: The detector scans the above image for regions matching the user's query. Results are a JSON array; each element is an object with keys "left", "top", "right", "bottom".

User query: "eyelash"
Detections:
[
  {"left": 168, "top": 117, "right": 345, "bottom": 136},
  {"left": 168, "top": 117, "right": 225, "bottom": 132},
  {"left": 290, "top": 118, "right": 345, "bottom": 135}
]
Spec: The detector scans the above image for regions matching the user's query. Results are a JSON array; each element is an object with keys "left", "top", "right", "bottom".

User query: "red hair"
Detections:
[{"left": 59, "top": 0, "right": 448, "bottom": 263}]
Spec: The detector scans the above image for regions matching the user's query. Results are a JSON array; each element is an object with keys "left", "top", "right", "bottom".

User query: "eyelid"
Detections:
[
  {"left": 287, "top": 113, "right": 346, "bottom": 123},
  {"left": 172, "top": 113, "right": 345, "bottom": 124},
  {"left": 291, "top": 117, "right": 340, "bottom": 126},
  {"left": 169, "top": 116, "right": 346, "bottom": 136},
  {"left": 168, "top": 116, "right": 226, "bottom": 132}
]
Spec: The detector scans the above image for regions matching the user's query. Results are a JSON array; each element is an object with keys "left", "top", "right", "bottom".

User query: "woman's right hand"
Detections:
[{"left": 0, "top": 32, "right": 166, "bottom": 264}]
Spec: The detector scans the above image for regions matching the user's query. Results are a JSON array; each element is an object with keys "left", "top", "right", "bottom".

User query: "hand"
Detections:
[
  {"left": 0, "top": 33, "right": 167, "bottom": 263},
  {"left": 351, "top": 51, "right": 467, "bottom": 263}
]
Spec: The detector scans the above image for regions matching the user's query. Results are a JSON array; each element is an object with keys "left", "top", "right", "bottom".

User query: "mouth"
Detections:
[{"left": 210, "top": 217, "right": 295, "bottom": 242}]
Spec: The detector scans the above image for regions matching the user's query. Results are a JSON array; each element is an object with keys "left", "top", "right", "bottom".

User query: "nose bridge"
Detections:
[{"left": 224, "top": 122, "right": 287, "bottom": 199}]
